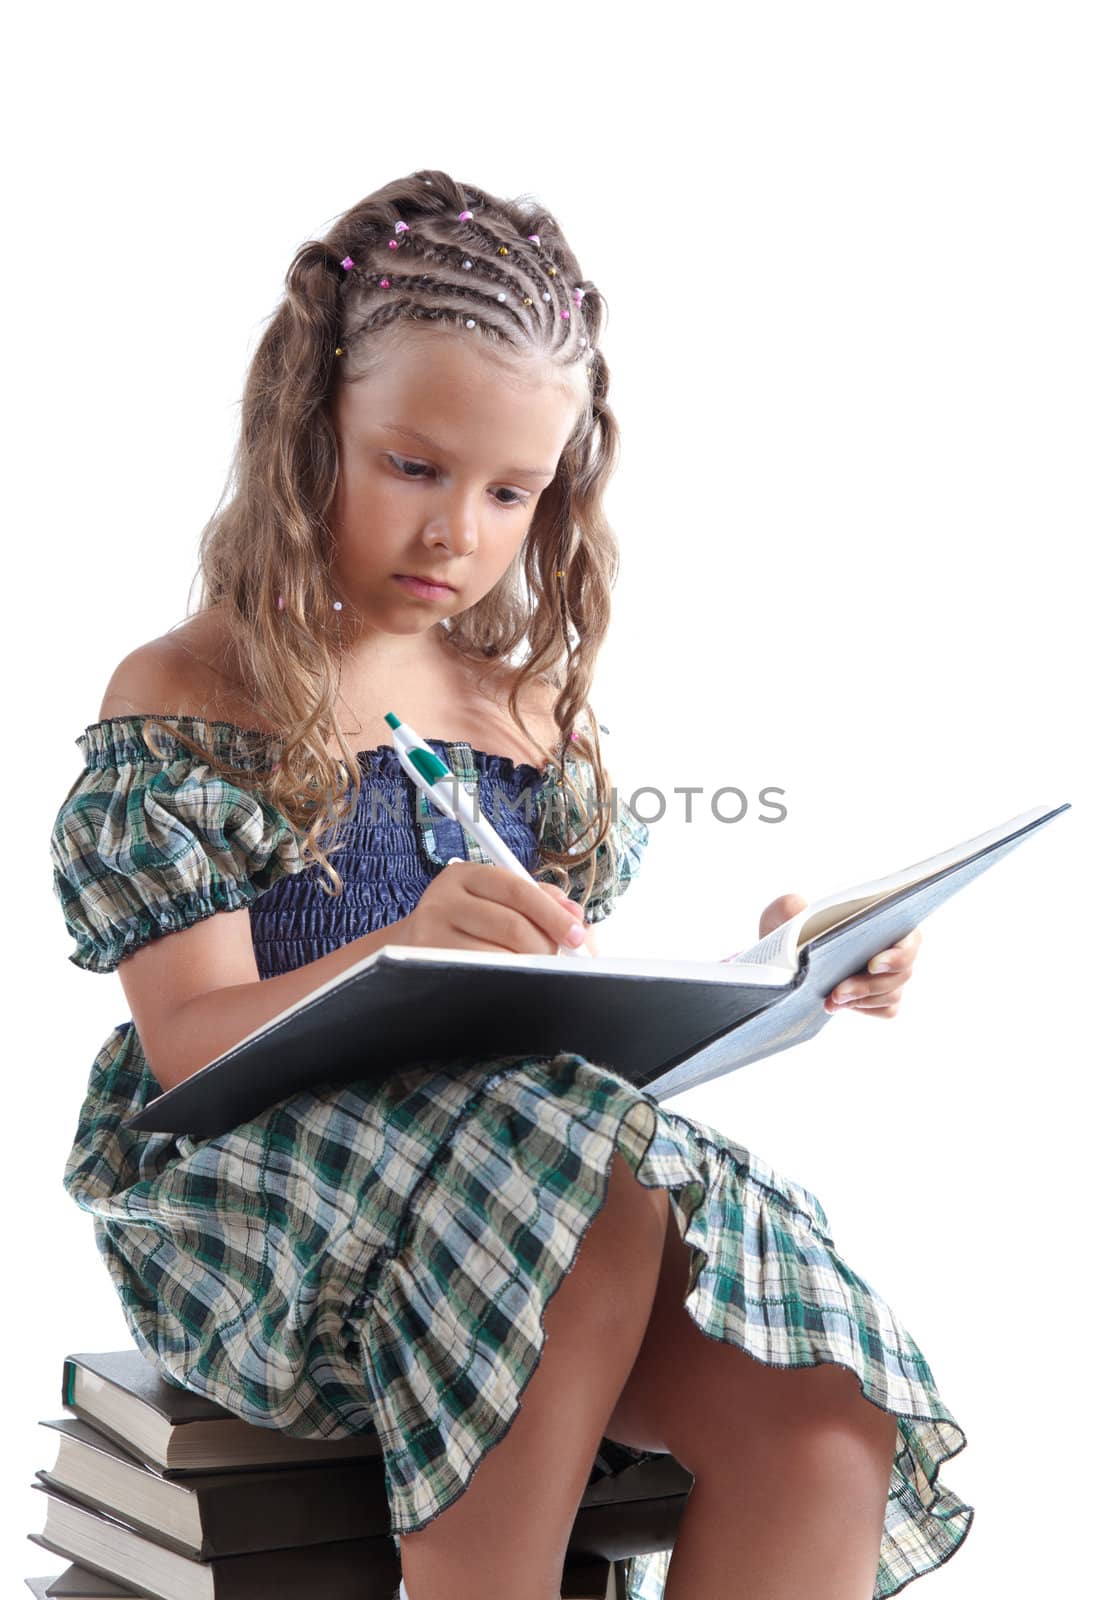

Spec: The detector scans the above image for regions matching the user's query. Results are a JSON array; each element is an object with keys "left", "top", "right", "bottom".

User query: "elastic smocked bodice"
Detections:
[{"left": 249, "top": 738, "right": 552, "bottom": 978}]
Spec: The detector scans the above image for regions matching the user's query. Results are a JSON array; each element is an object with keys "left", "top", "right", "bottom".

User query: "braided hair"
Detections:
[{"left": 157, "top": 169, "right": 624, "bottom": 904}]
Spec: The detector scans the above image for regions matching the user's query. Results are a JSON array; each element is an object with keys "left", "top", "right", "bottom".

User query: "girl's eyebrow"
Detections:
[{"left": 379, "top": 422, "right": 553, "bottom": 480}]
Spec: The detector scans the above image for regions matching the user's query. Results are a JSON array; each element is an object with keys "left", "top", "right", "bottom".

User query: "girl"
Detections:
[{"left": 49, "top": 170, "right": 973, "bottom": 1600}]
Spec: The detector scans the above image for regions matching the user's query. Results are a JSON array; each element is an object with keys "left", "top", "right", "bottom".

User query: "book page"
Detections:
[{"left": 719, "top": 803, "right": 1062, "bottom": 972}]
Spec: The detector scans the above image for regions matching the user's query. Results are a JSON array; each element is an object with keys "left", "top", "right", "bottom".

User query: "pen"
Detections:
[{"left": 385, "top": 712, "right": 590, "bottom": 960}]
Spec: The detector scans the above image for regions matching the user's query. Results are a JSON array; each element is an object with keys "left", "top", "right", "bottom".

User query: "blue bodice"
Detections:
[{"left": 248, "top": 739, "right": 550, "bottom": 979}]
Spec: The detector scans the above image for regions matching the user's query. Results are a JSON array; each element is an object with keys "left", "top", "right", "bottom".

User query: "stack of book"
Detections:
[{"left": 24, "top": 1349, "right": 641, "bottom": 1599}]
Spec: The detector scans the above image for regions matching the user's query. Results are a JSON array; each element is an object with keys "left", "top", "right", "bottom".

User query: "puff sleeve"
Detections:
[
  {"left": 532, "top": 723, "right": 650, "bottom": 925},
  {"left": 49, "top": 718, "right": 305, "bottom": 974}
]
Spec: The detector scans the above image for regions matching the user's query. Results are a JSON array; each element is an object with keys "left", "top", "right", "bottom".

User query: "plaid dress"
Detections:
[{"left": 50, "top": 715, "right": 974, "bottom": 1600}]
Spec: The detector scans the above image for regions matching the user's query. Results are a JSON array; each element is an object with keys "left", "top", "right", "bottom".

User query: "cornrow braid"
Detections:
[{"left": 328, "top": 196, "right": 597, "bottom": 375}]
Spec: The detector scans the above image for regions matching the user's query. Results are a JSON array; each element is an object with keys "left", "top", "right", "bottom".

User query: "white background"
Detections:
[{"left": 5, "top": 2, "right": 1099, "bottom": 1594}]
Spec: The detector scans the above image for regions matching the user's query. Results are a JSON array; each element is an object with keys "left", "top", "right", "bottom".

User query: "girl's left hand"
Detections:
[{"left": 758, "top": 893, "right": 922, "bottom": 1020}]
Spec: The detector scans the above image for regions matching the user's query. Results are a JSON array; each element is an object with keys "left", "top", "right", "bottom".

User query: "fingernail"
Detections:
[
  {"left": 566, "top": 923, "right": 586, "bottom": 945},
  {"left": 870, "top": 961, "right": 891, "bottom": 973}
]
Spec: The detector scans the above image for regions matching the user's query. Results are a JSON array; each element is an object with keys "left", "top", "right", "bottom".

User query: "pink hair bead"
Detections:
[
  {"left": 458, "top": 209, "right": 473, "bottom": 221},
  {"left": 570, "top": 731, "right": 580, "bottom": 741},
  {"left": 340, "top": 256, "right": 354, "bottom": 271},
  {"left": 388, "top": 239, "right": 398, "bottom": 249},
  {"left": 380, "top": 278, "right": 390, "bottom": 288},
  {"left": 276, "top": 595, "right": 285, "bottom": 610},
  {"left": 395, "top": 221, "right": 409, "bottom": 233},
  {"left": 527, "top": 234, "right": 540, "bottom": 244},
  {"left": 561, "top": 309, "right": 570, "bottom": 320}
]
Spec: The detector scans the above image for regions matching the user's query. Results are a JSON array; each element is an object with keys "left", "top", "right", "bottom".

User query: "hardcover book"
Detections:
[{"left": 124, "top": 802, "right": 1069, "bottom": 1137}]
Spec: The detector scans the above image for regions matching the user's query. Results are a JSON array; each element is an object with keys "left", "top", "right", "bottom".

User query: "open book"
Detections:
[{"left": 125, "top": 802, "right": 1069, "bottom": 1137}]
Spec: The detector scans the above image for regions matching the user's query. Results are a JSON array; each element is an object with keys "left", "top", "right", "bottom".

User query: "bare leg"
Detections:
[
  {"left": 606, "top": 1200, "right": 901, "bottom": 1600},
  {"left": 398, "top": 1148, "right": 672, "bottom": 1600},
  {"left": 662, "top": 1369, "right": 899, "bottom": 1600}
]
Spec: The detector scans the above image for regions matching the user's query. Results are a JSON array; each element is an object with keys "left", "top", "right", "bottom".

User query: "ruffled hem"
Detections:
[
  {"left": 345, "top": 1057, "right": 974, "bottom": 1600},
  {"left": 64, "top": 1046, "right": 974, "bottom": 1600}
]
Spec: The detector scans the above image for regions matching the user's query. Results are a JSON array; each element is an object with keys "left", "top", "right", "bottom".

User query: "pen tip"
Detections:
[{"left": 384, "top": 712, "right": 400, "bottom": 730}]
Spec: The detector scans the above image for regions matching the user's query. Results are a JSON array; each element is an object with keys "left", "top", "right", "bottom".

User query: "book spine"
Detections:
[{"left": 195, "top": 1462, "right": 393, "bottom": 1556}]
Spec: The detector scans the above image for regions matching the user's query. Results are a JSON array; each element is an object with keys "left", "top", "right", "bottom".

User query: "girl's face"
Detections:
[{"left": 329, "top": 329, "right": 586, "bottom": 650}]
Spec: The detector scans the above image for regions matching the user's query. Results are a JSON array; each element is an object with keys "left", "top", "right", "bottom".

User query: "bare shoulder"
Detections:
[{"left": 98, "top": 610, "right": 251, "bottom": 725}]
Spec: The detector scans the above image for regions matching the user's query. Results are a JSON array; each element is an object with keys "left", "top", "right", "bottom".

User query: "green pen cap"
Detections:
[{"left": 386, "top": 712, "right": 449, "bottom": 784}]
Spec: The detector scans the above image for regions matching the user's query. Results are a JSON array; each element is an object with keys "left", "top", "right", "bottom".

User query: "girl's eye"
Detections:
[{"left": 386, "top": 453, "right": 528, "bottom": 510}]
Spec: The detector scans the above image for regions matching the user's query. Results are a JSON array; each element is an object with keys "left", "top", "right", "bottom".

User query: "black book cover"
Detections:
[{"left": 37, "top": 1417, "right": 391, "bottom": 1559}]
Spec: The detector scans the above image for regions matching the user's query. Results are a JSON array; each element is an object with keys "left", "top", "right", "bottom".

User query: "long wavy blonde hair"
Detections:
[{"left": 144, "top": 167, "right": 625, "bottom": 903}]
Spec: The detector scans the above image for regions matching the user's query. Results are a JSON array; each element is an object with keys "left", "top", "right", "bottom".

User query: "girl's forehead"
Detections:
[{"left": 336, "top": 336, "right": 585, "bottom": 441}]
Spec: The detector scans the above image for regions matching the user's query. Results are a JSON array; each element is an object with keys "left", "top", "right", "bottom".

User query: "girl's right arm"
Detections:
[
  {"left": 121, "top": 866, "right": 585, "bottom": 1094},
  {"left": 97, "top": 643, "right": 585, "bottom": 1093}
]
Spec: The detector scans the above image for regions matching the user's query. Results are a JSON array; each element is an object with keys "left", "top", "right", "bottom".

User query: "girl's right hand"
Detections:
[{"left": 399, "top": 861, "right": 588, "bottom": 955}]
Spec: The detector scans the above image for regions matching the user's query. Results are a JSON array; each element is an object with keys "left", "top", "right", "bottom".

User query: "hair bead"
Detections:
[{"left": 325, "top": 207, "right": 603, "bottom": 392}]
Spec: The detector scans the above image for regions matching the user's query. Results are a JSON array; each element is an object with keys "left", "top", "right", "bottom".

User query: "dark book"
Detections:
[
  {"left": 61, "top": 1351, "right": 382, "bottom": 1476},
  {"left": 28, "top": 1483, "right": 400, "bottom": 1600},
  {"left": 26, "top": 1569, "right": 145, "bottom": 1599},
  {"left": 35, "top": 1417, "right": 391, "bottom": 1559},
  {"left": 124, "top": 802, "right": 1070, "bottom": 1136}
]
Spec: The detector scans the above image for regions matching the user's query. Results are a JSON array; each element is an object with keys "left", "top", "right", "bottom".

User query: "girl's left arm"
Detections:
[{"left": 758, "top": 892, "right": 922, "bottom": 1020}]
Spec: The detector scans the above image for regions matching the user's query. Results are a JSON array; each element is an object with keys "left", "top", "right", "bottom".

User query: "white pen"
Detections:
[{"left": 385, "top": 712, "right": 590, "bottom": 959}]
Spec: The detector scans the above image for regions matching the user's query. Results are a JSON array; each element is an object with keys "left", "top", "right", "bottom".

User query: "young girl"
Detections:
[{"left": 49, "top": 170, "right": 973, "bottom": 1600}]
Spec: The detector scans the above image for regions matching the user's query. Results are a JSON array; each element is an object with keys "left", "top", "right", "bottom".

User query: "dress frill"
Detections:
[{"left": 64, "top": 1038, "right": 973, "bottom": 1600}]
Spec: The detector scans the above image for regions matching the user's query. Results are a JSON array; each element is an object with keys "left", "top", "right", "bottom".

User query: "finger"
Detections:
[
  {"left": 825, "top": 992, "right": 904, "bottom": 1017},
  {"left": 847, "top": 991, "right": 906, "bottom": 1011},
  {"left": 825, "top": 969, "right": 913, "bottom": 1010},
  {"left": 855, "top": 1000, "right": 901, "bottom": 1019},
  {"left": 460, "top": 865, "right": 583, "bottom": 950},
  {"left": 868, "top": 929, "right": 922, "bottom": 974}
]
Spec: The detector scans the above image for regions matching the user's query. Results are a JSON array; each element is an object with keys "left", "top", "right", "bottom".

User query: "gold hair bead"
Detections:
[
  {"left": 522, "top": 297, "right": 533, "bottom": 307},
  {"left": 335, "top": 346, "right": 343, "bottom": 355},
  {"left": 547, "top": 266, "right": 557, "bottom": 276},
  {"left": 497, "top": 246, "right": 509, "bottom": 256}
]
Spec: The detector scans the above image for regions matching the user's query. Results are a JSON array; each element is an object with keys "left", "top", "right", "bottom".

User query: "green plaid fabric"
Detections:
[{"left": 51, "top": 718, "right": 974, "bottom": 1600}]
